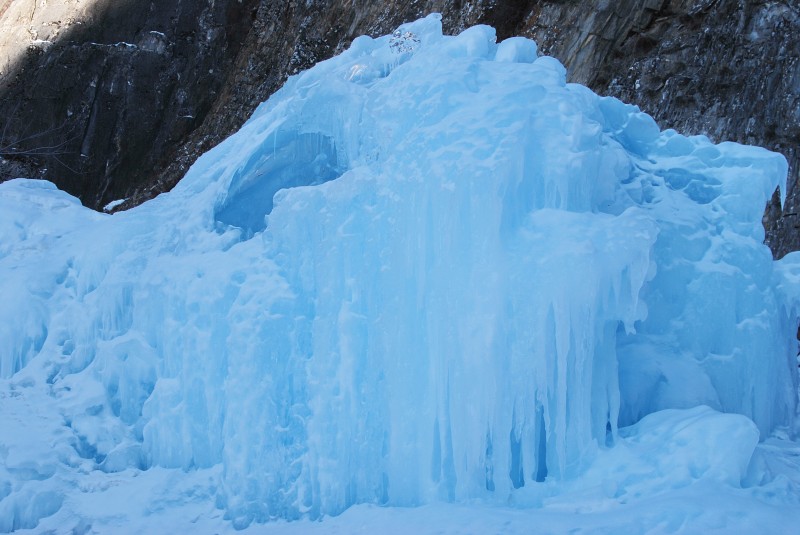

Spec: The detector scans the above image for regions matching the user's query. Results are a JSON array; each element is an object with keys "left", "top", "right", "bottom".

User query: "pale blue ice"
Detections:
[{"left": 0, "top": 14, "right": 798, "bottom": 533}]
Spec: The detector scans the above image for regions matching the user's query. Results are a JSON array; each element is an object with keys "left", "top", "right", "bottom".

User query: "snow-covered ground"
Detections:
[{"left": 1, "top": 14, "right": 799, "bottom": 534}]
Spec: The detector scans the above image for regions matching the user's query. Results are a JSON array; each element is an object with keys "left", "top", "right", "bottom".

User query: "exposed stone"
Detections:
[{"left": 0, "top": 0, "right": 259, "bottom": 207}]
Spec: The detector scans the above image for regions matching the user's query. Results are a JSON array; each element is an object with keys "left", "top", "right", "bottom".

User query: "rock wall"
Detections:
[
  {"left": 0, "top": 0, "right": 259, "bottom": 206},
  {"left": 0, "top": 0, "right": 797, "bottom": 255}
]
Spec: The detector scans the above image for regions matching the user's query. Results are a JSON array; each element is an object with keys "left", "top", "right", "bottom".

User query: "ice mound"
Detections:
[{"left": 0, "top": 13, "right": 798, "bottom": 532}]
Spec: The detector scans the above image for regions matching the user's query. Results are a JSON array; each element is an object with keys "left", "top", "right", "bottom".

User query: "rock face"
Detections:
[
  {"left": 0, "top": 0, "right": 259, "bottom": 206},
  {"left": 0, "top": 0, "right": 797, "bottom": 255}
]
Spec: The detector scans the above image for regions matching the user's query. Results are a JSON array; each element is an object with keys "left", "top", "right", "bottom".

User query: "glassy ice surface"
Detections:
[{"left": 0, "top": 14, "right": 798, "bottom": 533}]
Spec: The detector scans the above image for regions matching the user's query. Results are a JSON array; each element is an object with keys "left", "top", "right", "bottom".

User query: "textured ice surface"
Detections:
[{"left": 1, "top": 14, "right": 799, "bottom": 533}]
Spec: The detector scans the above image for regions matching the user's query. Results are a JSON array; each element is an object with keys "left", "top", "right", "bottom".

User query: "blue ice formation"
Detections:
[{"left": 0, "top": 13, "right": 798, "bottom": 531}]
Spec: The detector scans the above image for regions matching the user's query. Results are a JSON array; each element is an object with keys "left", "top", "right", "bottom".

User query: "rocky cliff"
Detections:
[{"left": 1, "top": 0, "right": 797, "bottom": 256}]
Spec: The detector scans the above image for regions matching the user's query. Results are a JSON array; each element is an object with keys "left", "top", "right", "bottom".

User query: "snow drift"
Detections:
[{"left": 0, "top": 14, "right": 798, "bottom": 532}]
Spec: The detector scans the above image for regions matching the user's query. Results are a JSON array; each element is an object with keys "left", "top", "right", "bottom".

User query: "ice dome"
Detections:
[{"left": 0, "top": 13, "right": 798, "bottom": 533}]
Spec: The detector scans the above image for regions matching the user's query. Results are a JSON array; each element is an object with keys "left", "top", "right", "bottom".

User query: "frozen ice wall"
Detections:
[{"left": 0, "top": 13, "right": 797, "bottom": 531}]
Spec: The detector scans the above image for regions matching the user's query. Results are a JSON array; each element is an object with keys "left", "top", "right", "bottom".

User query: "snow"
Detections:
[
  {"left": 103, "top": 199, "right": 127, "bottom": 212},
  {"left": 1, "top": 13, "right": 799, "bottom": 533}
]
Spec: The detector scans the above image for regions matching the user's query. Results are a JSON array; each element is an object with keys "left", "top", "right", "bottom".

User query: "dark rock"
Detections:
[{"left": 0, "top": 0, "right": 259, "bottom": 208}]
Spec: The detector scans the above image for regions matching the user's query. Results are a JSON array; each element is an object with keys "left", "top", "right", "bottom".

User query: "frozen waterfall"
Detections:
[{"left": 0, "top": 13, "right": 798, "bottom": 533}]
